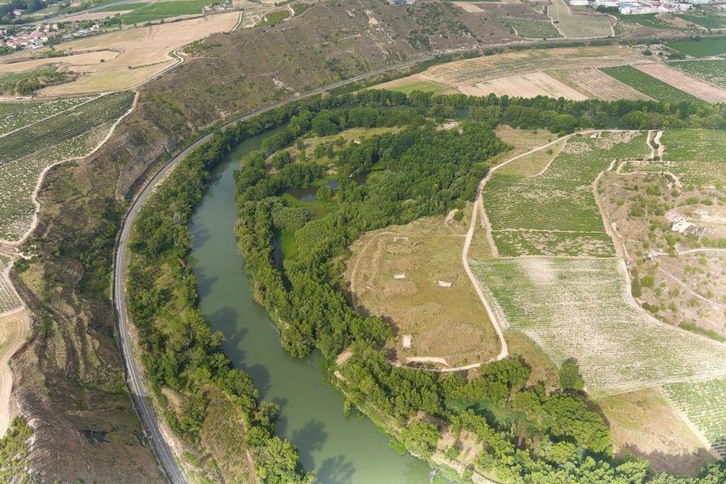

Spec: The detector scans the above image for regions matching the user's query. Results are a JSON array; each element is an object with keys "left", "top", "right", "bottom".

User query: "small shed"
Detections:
[{"left": 402, "top": 335, "right": 412, "bottom": 348}]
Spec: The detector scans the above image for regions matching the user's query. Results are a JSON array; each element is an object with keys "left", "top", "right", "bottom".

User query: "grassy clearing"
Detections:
[
  {"left": 600, "top": 66, "right": 702, "bottom": 103},
  {"left": 0, "top": 97, "right": 91, "bottom": 136},
  {"left": 622, "top": 129, "right": 726, "bottom": 185},
  {"left": 504, "top": 18, "right": 561, "bottom": 39},
  {"left": 599, "top": 387, "right": 716, "bottom": 475},
  {"left": 662, "top": 378, "right": 726, "bottom": 457},
  {"left": 346, "top": 212, "right": 500, "bottom": 367},
  {"left": 471, "top": 257, "right": 726, "bottom": 395},
  {"left": 484, "top": 132, "right": 647, "bottom": 257},
  {"left": 666, "top": 38, "right": 726, "bottom": 57},
  {"left": 0, "top": 92, "right": 134, "bottom": 241},
  {"left": 668, "top": 60, "right": 726, "bottom": 88},
  {"left": 120, "top": 0, "right": 212, "bottom": 24},
  {"left": 374, "top": 75, "right": 457, "bottom": 95}
]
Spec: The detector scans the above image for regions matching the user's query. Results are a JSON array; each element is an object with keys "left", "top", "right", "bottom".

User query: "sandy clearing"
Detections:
[
  {"left": 459, "top": 71, "right": 589, "bottom": 100},
  {"left": 548, "top": 68, "right": 652, "bottom": 101},
  {"left": 453, "top": 2, "right": 485, "bottom": 13},
  {"left": 0, "top": 13, "right": 239, "bottom": 96},
  {"left": 635, "top": 63, "right": 726, "bottom": 104},
  {"left": 0, "top": 309, "right": 29, "bottom": 437}
]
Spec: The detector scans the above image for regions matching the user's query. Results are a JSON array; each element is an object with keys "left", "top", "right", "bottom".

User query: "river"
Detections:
[{"left": 190, "top": 131, "right": 432, "bottom": 483}]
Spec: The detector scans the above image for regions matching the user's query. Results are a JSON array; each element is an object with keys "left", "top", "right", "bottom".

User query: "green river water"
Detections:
[{"left": 190, "top": 132, "right": 432, "bottom": 483}]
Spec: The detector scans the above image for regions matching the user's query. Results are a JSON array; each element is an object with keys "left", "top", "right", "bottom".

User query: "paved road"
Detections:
[{"left": 110, "top": 55, "right": 443, "bottom": 483}]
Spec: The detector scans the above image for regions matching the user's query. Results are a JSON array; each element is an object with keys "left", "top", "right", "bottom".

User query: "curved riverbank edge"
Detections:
[{"left": 111, "top": 55, "right": 451, "bottom": 482}]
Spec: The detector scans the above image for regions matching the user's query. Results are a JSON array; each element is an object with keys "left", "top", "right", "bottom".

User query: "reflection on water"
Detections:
[{"left": 190, "top": 132, "right": 431, "bottom": 483}]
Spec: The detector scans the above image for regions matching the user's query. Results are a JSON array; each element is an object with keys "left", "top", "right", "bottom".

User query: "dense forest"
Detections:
[{"left": 129, "top": 89, "right": 726, "bottom": 482}]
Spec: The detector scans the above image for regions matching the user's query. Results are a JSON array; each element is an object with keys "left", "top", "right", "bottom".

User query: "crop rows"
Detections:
[
  {"left": 549, "top": 0, "right": 613, "bottom": 38},
  {"left": 600, "top": 66, "right": 702, "bottom": 104},
  {"left": 484, "top": 132, "right": 647, "bottom": 256},
  {"left": 0, "top": 97, "right": 91, "bottom": 136},
  {"left": 668, "top": 60, "right": 726, "bottom": 89},
  {"left": 471, "top": 257, "right": 726, "bottom": 395},
  {"left": 505, "top": 18, "right": 561, "bottom": 39},
  {"left": 0, "top": 258, "right": 22, "bottom": 314},
  {"left": 622, "top": 129, "right": 726, "bottom": 185},
  {"left": 662, "top": 378, "right": 726, "bottom": 457},
  {"left": 0, "top": 92, "right": 133, "bottom": 241},
  {"left": 0, "top": 92, "right": 133, "bottom": 166}
]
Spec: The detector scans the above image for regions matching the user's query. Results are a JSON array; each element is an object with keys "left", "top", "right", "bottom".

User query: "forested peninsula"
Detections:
[{"left": 128, "top": 90, "right": 726, "bottom": 482}]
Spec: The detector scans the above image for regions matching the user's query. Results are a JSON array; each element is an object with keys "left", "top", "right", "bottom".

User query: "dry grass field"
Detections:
[
  {"left": 547, "top": 67, "right": 652, "bottom": 101},
  {"left": 384, "top": 46, "right": 651, "bottom": 100},
  {"left": 458, "top": 71, "right": 588, "bottom": 100},
  {"left": 634, "top": 63, "right": 726, "bottom": 104},
  {"left": 0, "top": 13, "right": 239, "bottom": 95},
  {"left": 373, "top": 74, "right": 458, "bottom": 95},
  {"left": 346, "top": 212, "right": 500, "bottom": 368},
  {"left": 600, "top": 387, "right": 716, "bottom": 476},
  {"left": 0, "top": 309, "right": 29, "bottom": 437}
]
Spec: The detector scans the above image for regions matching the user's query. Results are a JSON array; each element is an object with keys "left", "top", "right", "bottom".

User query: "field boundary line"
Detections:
[{"left": 0, "top": 92, "right": 139, "bottom": 247}]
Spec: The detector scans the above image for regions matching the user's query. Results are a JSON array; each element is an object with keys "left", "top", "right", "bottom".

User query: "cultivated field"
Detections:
[
  {"left": 471, "top": 257, "right": 726, "bottom": 395},
  {"left": 504, "top": 18, "right": 561, "bottom": 39},
  {"left": 634, "top": 63, "right": 726, "bottom": 104},
  {"left": 600, "top": 387, "right": 716, "bottom": 475},
  {"left": 668, "top": 60, "right": 726, "bottom": 89},
  {"left": 0, "top": 309, "right": 30, "bottom": 437},
  {"left": 548, "top": 0, "right": 613, "bottom": 38},
  {"left": 107, "top": 0, "right": 213, "bottom": 25},
  {"left": 600, "top": 65, "right": 702, "bottom": 103},
  {"left": 483, "top": 131, "right": 648, "bottom": 257},
  {"left": 458, "top": 71, "right": 587, "bottom": 100},
  {"left": 546, "top": 68, "right": 652, "bottom": 101},
  {"left": 620, "top": 129, "right": 726, "bottom": 185},
  {"left": 0, "top": 92, "right": 134, "bottom": 242},
  {"left": 666, "top": 38, "right": 726, "bottom": 57},
  {"left": 663, "top": 378, "right": 726, "bottom": 457},
  {"left": 0, "top": 97, "right": 91, "bottom": 135},
  {"left": 0, "top": 258, "right": 22, "bottom": 315},
  {"left": 346, "top": 213, "right": 501, "bottom": 367},
  {"left": 0, "top": 13, "right": 238, "bottom": 95},
  {"left": 394, "top": 46, "right": 650, "bottom": 99}
]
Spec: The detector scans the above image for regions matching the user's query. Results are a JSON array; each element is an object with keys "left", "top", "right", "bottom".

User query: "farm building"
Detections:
[{"left": 570, "top": 0, "right": 590, "bottom": 6}]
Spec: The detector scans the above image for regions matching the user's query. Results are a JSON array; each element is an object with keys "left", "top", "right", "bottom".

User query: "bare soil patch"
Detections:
[
  {"left": 453, "top": 2, "right": 485, "bottom": 13},
  {"left": 0, "top": 13, "right": 239, "bottom": 96},
  {"left": 346, "top": 213, "right": 500, "bottom": 367},
  {"left": 459, "top": 71, "right": 588, "bottom": 100},
  {"left": 600, "top": 387, "right": 716, "bottom": 476},
  {"left": 547, "top": 67, "right": 651, "bottom": 101},
  {"left": 0, "top": 309, "right": 29, "bottom": 437},
  {"left": 635, "top": 63, "right": 726, "bottom": 104}
]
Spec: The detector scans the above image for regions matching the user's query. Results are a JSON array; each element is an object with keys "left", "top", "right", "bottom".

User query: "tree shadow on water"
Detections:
[
  {"left": 291, "top": 419, "right": 329, "bottom": 472},
  {"left": 194, "top": 267, "right": 219, "bottom": 299},
  {"left": 316, "top": 454, "right": 355, "bottom": 484}
]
